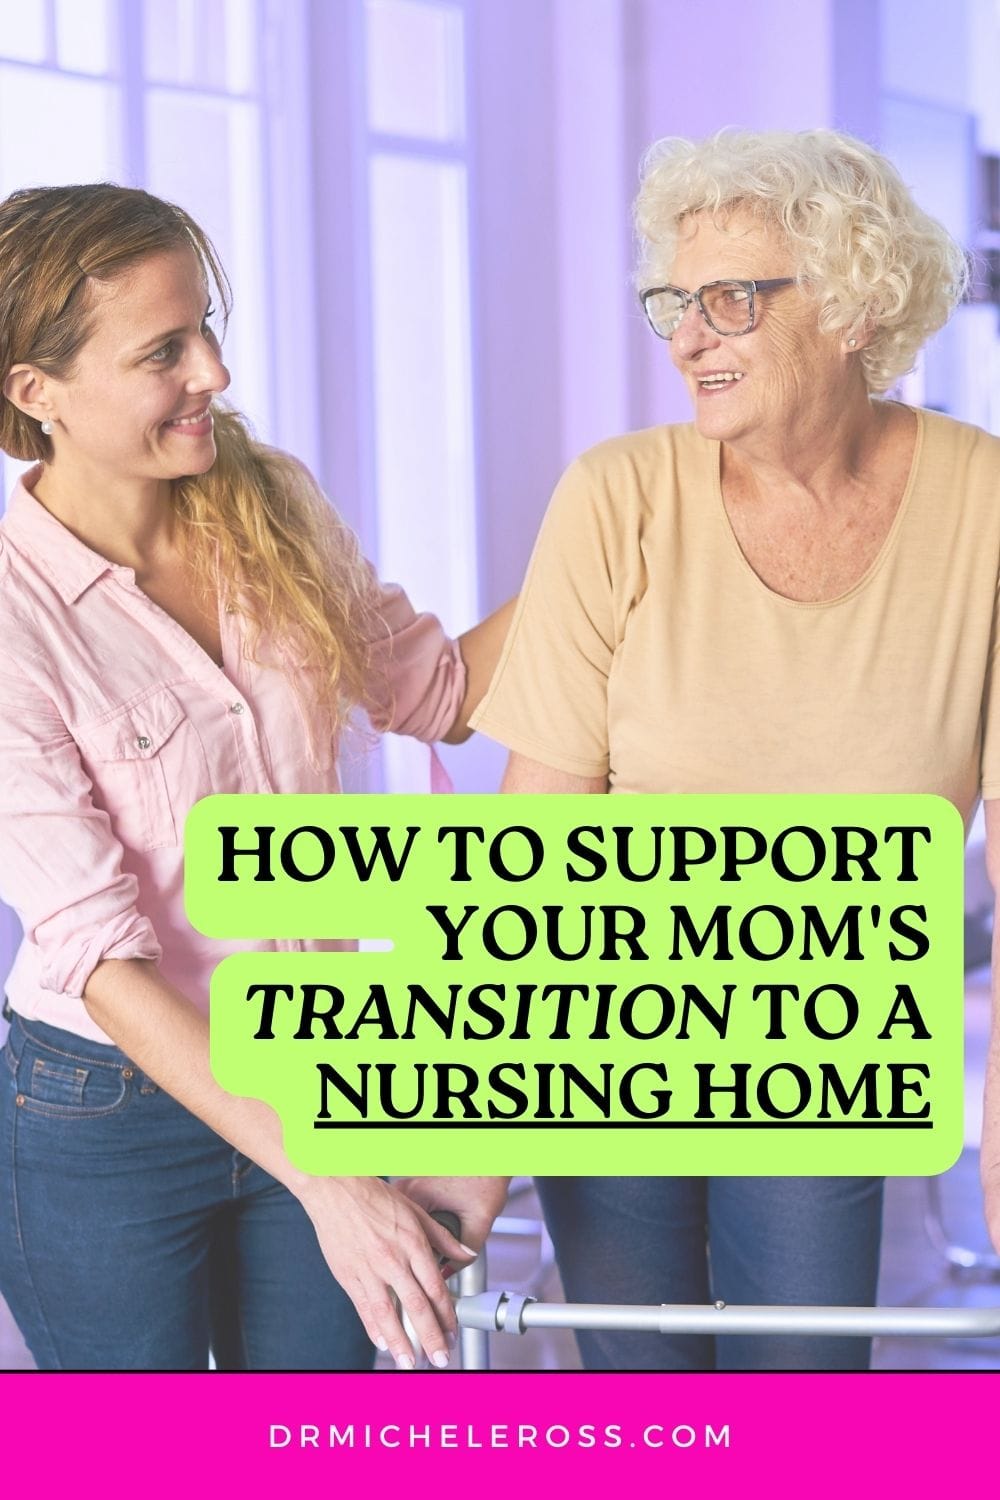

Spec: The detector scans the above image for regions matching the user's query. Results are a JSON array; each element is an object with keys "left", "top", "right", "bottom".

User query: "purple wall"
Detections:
[{"left": 0, "top": 0, "right": 996, "bottom": 978}]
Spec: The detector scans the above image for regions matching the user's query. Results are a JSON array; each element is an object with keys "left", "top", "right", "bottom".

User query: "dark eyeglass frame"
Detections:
[{"left": 640, "top": 278, "right": 797, "bottom": 339}]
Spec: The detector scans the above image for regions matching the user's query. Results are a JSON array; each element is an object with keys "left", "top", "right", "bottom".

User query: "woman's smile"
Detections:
[{"left": 162, "top": 404, "right": 214, "bottom": 436}]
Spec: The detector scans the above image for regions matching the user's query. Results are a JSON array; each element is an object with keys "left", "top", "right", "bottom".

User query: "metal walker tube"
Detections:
[
  {"left": 448, "top": 1243, "right": 1000, "bottom": 1370},
  {"left": 456, "top": 1288, "right": 1000, "bottom": 1341}
]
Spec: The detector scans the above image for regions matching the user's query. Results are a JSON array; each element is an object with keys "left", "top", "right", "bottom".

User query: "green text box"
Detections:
[{"left": 188, "top": 794, "right": 965, "bottom": 1176}]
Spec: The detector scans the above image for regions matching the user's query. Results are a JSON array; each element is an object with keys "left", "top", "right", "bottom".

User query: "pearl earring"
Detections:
[
  {"left": 40, "top": 419, "right": 53, "bottom": 435},
  {"left": 847, "top": 338, "right": 857, "bottom": 349}
]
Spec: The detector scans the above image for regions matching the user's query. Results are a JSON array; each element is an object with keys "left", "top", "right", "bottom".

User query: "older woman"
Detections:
[{"left": 472, "top": 128, "right": 999, "bottom": 1370}]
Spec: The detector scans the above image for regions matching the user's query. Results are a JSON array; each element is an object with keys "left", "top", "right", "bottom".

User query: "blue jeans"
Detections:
[
  {"left": 0, "top": 1010, "right": 373, "bottom": 1370},
  {"left": 536, "top": 1173, "right": 884, "bottom": 1370}
]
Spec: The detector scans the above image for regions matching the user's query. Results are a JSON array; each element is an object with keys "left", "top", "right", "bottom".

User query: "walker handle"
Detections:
[
  {"left": 397, "top": 1208, "right": 464, "bottom": 1368},
  {"left": 431, "top": 1208, "right": 462, "bottom": 1248}
]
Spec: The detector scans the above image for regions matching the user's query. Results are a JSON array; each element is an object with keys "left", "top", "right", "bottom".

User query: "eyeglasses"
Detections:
[{"left": 640, "top": 278, "right": 797, "bottom": 340}]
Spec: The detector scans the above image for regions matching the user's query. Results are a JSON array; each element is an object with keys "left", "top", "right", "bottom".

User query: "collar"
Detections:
[{"left": 3, "top": 468, "right": 122, "bottom": 604}]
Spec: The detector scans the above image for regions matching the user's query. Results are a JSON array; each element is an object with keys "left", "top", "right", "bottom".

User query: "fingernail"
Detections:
[
  {"left": 395, "top": 1354, "right": 415, "bottom": 1371},
  {"left": 459, "top": 1243, "right": 477, "bottom": 1257},
  {"left": 432, "top": 1350, "right": 449, "bottom": 1369},
  {"left": 375, "top": 1336, "right": 388, "bottom": 1352}
]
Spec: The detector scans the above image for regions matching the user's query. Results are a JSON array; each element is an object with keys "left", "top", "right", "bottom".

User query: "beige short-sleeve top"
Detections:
[{"left": 472, "top": 408, "right": 1000, "bottom": 822}]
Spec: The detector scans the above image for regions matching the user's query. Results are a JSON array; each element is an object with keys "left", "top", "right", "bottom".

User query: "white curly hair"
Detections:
[{"left": 634, "top": 128, "right": 968, "bottom": 394}]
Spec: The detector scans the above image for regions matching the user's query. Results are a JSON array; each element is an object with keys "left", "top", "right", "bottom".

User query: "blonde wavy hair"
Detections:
[
  {"left": 0, "top": 183, "right": 380, "bottom": 732},
  {"left": 634, "top": 128, "right": 968, "bottom": 394}
]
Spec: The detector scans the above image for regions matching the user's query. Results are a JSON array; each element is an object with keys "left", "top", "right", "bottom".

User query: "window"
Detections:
[
  {"left": 361, "top": 0, "right": 478, "bottom": 789},
  {"left": 0, "top": 0, "right": 274, "bottom": 504}
]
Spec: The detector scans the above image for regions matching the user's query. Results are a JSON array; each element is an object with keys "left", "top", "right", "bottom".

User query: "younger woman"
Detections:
[{"left": 0, "top": 183, "right": 509, "bottom": 1371}]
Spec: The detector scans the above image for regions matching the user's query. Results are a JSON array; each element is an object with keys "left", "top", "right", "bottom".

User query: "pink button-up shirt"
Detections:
[{"left": 0, "top": 467, "right": 465, "bottom": 1043}]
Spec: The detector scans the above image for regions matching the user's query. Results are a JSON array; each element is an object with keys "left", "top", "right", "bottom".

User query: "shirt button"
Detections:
[
  {"left": 230, "top": 702, "right": 244, "bottom": 715},
  {"left": 136, "top": 736, "right": 152, "bottom": 750}
]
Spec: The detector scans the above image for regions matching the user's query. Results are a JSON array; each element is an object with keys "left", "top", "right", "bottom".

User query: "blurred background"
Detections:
[
  {"left": 2, "top": 0, "right": 1000, "bottom": 782},
  {"left": 1, "top": 0, "right": 1000, "bottom": 1368}
]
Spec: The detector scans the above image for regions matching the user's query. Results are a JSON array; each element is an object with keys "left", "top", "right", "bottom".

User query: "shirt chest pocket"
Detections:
[{"left": 75, "top": 685, "right": 194, "bottom": 851}]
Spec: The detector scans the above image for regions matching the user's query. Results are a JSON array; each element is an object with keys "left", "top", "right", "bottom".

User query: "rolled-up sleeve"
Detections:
[
  {"left": 0, "top": 664, "right": 161, "bottom": 998},
  {"left": 364, "top": 579, "right": 466, "bottom": 742},
  {"left": 274, "top": 453, "right": 467, "bottom": 745}
]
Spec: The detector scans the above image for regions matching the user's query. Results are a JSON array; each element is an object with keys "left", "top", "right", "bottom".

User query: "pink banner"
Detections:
[{"left": 0, "top": 1371, "right": 988, "bottom": 1490}]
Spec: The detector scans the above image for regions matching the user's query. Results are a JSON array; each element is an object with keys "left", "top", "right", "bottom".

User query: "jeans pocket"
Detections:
[
  {"left": 15, "top": 1039, "right": 130, "bottom": 1119},
  {"left": 29, "top": 1056, "right": 88, "bottom": 1107}
]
